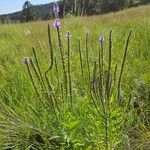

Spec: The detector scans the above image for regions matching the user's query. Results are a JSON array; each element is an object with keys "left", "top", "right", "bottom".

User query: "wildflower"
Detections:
[
  {"left": 66, "top": 32, "right": 71, "bottom": 40},
  {"left": 23, "top": 57, "right": 30, "bottom": 64},
  {"left": 53, "top": 4, "right": 60, "bottom": 15},
  {"left": 24, "top": 29, "right": 30, "bottom": 36},
  {"left": 99, "top": 36, "right": 104, "bottom": 44},
  {"left": 53, "top": 19, "right": 61, "bottom": 29}
]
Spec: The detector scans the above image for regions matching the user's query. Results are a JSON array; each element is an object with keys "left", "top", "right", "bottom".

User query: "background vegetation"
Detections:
[{"left": 0, "top": 0, "right": 150, "bottom": 23}]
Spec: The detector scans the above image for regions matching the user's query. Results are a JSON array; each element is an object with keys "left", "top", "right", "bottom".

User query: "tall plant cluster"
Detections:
[
  {"left": 15, "top": 5, "right": 136, "bottom": 149},
  {"left": 0, "top": 4, "right": 150, "bottom": 149}
]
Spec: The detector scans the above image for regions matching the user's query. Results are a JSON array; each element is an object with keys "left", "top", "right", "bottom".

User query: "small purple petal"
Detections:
[
  {"left": 99, "top": 36, "right": 104, "bottom": 44},
  {"left": 66, "top": 32, "right": 71, "bottom": 40},
  {"left": 23, "top": 57, "right": 30, "bottom": 65},
  {"left": 53, "top": 5, "right": 59, "bottom": 15},
  {"left": 53, "top": 19, "right": 61, "bottom": 29}
]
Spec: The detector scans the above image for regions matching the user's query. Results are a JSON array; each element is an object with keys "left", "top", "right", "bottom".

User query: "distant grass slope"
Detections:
[
  {"left": 0, "top": 4, "right": 149, "bottom": 86},
  {"left": 0, "top": 5, "right": 150, "bottom": 149}
]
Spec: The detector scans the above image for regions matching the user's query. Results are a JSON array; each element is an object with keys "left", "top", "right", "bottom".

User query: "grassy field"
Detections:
[{"left": 0, "top": 5, "right": 150, "bottom": 149}]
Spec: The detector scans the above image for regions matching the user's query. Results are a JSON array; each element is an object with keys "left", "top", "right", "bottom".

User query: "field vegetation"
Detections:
[{"left": 0, "top": 5, "right": 150, "bottom": 149}]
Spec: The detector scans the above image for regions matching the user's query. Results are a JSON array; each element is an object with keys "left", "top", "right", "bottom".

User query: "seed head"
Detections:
[
  {"left": 99, "top": 36, "right": 104, "bottom": 44},
  {"left": 23, "top": 57, "right": 30, "bottom": 65},
  {"left": 53, "top": 19, "right": 61, "bottom": 29}
]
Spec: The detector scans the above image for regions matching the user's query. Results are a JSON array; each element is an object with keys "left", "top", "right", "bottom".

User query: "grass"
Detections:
[{"left": 0, "top": 5, "right": 150, "bottom": 149}]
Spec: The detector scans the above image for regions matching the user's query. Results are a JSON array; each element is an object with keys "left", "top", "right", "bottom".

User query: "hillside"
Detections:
[
  {"left": 0, "top": 2, "right": 55, "bottom": 23},
  {"left": 0, "top": 0, "right": 149, "bottom": 23}
]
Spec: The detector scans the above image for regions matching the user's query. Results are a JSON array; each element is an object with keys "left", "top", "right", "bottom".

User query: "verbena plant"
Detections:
[{"left": 1, "top": 4, "right": 149, "bottom": 150}]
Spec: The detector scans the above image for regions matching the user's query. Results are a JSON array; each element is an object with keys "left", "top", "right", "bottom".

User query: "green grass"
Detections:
[{"left": 0, "top": 5, "right": 150, "bottom": 149}]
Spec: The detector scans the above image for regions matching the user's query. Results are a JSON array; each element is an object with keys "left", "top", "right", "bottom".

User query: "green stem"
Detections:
[
  {"left": 32, "top": 47, "right": 46, "bottom": 90},
  {"left": 106, "top": 30, "right": 112, "bottom": 100},
  {"left": 78, "top": 38, "right": 84, "bottom": 76},
  {"left": 56, "top": 28, "right": 68, "bottom": 99},
  {"left": 117, "top": 29, "right": 133, "bottom": 104},
  {"left": 30, "top": 59, "right": 45, "bottom": 93},
  {"left": 92, "top": 61, "right": 101, "bottom": 115},
  {"left": 67, "top": 35, "right": 73, "bottom": 107},
  {"left": 85, "top": 32, "right": 90, "bottom": 80},
  {"left": 26, "top": 63, "right": 41, "bottom": 105},
  {"left": 98, "top": 43, "right": 104, "bottom": 103},
  {"left": 46, "top": 24, "right": 53, "bottom": 73}
]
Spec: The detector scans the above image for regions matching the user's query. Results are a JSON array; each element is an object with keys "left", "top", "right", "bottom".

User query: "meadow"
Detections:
[{"left": 0, "top": 5, "right": 150, "bottom": 149}]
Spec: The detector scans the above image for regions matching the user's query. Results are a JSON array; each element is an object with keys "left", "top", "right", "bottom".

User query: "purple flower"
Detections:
[
  {"left": 53, "top": 19, "right": 61, "bottom": 29},
  {"left": 23, "top": 57, "right": 30, "bottom": 65},
  {"left": 53, "top": 5, "right": 59, "bottom": 15},
  {"left": 66, "top": 32, "right": 71, "bottom": 40},
  {"left": 99, "top": 36, "right": 104, "bottom": 44}
]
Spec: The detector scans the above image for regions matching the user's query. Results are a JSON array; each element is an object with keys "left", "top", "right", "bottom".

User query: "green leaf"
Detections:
[{"left": 65, "top": 120, "right": 79, "bottom": 130}]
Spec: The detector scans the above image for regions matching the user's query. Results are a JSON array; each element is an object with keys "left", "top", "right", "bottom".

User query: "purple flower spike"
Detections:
[
  {"left": 23, "top": 57, "right": 30, "bottom": 65},
  {"left": 99, "top": 36, "right": 104, "bottom": 44},
  {"left": 53, "top": 5, "right": 59, "bottom": 15},
  {"left": 53, "top": 19, "right": 61, "bottom": 29},
  {"left": 66, "top": 32, "right": 71, "bottom": 40}
]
